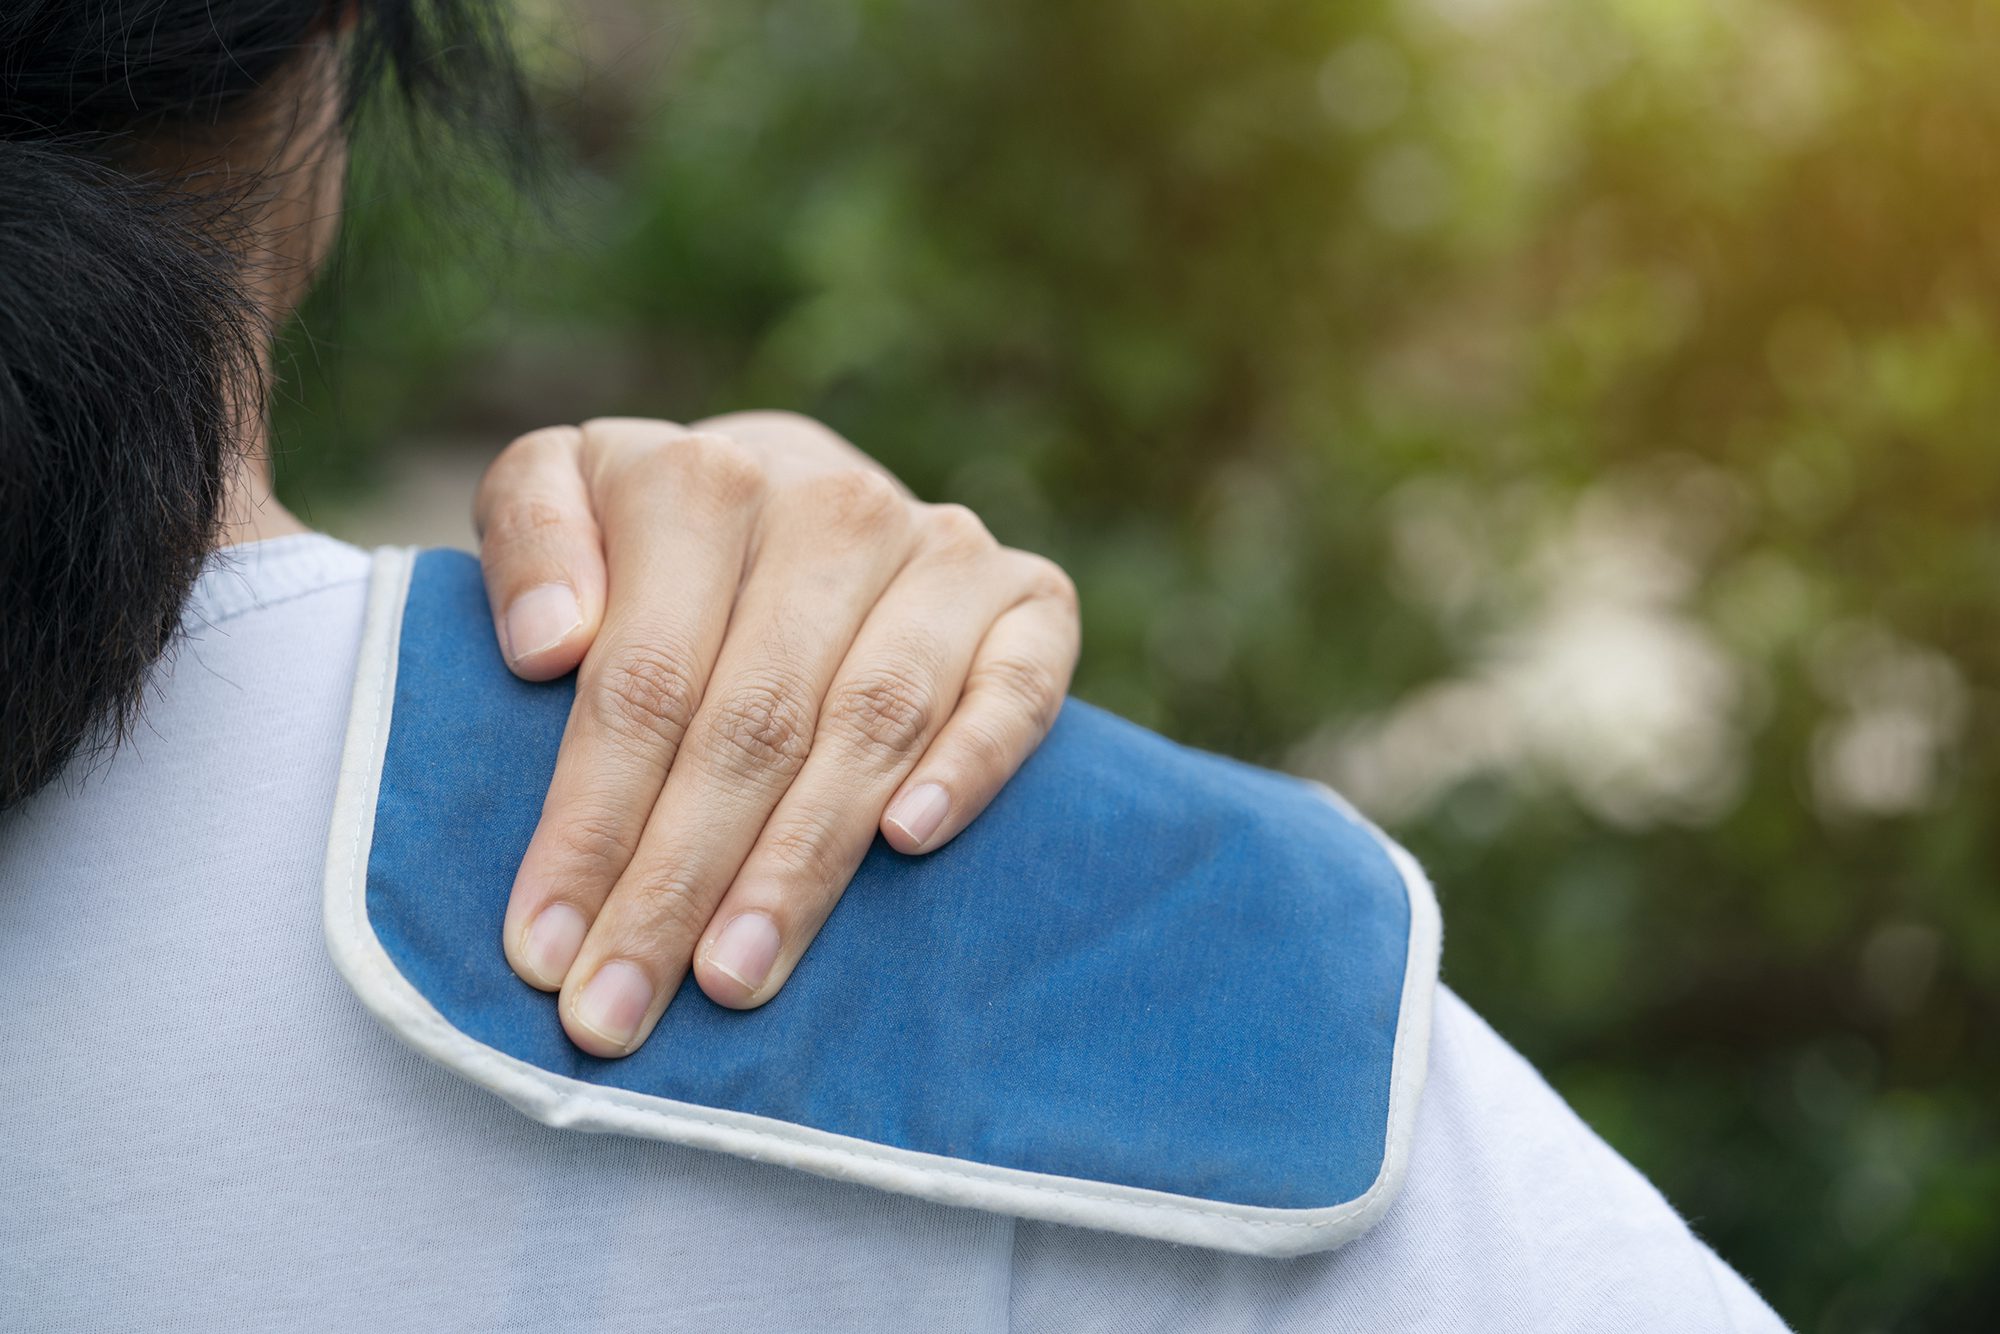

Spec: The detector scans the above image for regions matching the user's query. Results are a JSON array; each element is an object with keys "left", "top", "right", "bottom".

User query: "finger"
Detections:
[
  {"left": 689, "top": 527, "right": 1046, "bottom": 1009},
  {"left": 880, "top": 563, "right": 1078, "bottom": 856},
  {"left": 473, "top": 426, "right": 605, "bottom": 682},
  {"left": 556, "top": 470, "right": 919, "bottom": 1056},
  {"left": 500, "top": 424, "right": 758, "bottom": 993}
]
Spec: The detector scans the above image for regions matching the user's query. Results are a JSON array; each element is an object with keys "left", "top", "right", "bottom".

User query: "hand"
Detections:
[{"left": 471, "top": 411, "right": 1079, "bottom": 1057}]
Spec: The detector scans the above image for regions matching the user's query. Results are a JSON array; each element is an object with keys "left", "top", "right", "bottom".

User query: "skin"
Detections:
[{"left": 203, "top": 27, "right": 1081, "bottom": 1058}]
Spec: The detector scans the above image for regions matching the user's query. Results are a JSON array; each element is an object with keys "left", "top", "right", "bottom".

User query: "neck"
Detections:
[
  {"left": 184, "top": 56, "right": 343, "bottom": 553},
  {"left": 218, "top": 396, "right": 308, "bottom": 547}
]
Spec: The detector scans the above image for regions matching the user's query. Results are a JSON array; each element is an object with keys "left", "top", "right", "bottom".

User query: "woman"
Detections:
[
  {"left": 0, "top": 3, "right": 1787, "bottom": 1331},
  {"left": 0, "top": 2, "right": 1078, "bottom": 1060}
]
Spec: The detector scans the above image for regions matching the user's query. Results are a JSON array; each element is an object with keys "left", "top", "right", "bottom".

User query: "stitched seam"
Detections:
[
  {"left": 200, "top": 574, "right": 372, "bottom": 628},
  {"left": 188, "top": 535, "right": 372, "bottom": 626},
  {"left": 364, "top": 953, "right": 1376, "bottom": 1229},
  {"left": 445, "top": 1007, "right": 1363, "bottom": 1225}
]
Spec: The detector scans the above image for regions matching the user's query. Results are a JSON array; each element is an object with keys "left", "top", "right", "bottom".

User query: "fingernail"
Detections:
[
  {"left": 705, "top": 912, "right": 782, "bottom": 994},
  {"left": 884, "top": 783, "right": 950, "bottom": 849},
  {"left": 504, "top": 582, "right": 582, "bottom": 663},
  {"left": 519, "top": 903, "right": 586, "bottom": 987},
  {"left": 572, "top": 961, "right": 654, "bottom": 1050}
]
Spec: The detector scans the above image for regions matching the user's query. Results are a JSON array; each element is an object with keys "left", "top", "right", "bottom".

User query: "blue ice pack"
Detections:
[{"left": 325, "top": 548, "right": 1439, "bottom": 1255}]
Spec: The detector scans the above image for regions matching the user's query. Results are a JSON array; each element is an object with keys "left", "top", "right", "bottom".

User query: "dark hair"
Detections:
[{"left": 0, "top": 2, "right": 531, "bottom": 808}]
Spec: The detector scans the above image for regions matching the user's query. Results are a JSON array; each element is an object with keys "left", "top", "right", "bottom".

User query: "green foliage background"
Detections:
[{"left": 276, "top": 1, "right": 2000, "bottom": 1327}]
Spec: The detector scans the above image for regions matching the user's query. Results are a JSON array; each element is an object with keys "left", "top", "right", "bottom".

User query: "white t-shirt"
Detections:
[{"left": 0, "top": 534, "right": 1787, "bottom": 1333}]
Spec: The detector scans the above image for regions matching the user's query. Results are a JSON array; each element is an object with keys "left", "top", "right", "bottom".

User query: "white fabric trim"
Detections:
[{"left": 323, "top": 546, "right": 1443, "bottom": 1257}]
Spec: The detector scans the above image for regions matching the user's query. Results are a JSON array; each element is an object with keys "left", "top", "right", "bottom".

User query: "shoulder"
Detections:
[
  {"left": 1007, "top": 989, "right": 1791, "bottom": 1332},
  {"left": 1373, "top": 990, "right": 1786, "bottom": 1328},
  {"left": 327, "top": 546, "right": 1439, "bottom": 1256}
]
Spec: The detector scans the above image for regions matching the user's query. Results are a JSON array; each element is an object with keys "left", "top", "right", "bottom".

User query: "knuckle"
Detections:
[
  {"left": 969, "top": 653, "right": 1063, "bottom": 731},
  {"left": 952, "top": 713, "right": 1017, "bottom": 777},
  {"left": 578, "top": 417, "right": 675, "bottom": 478},
  {"left": 758, "top": 809, "right": 847, "bottom": 887},
  {"left": 795, "top": 467, "right": 906, "bottom": 536},
  {"left": 1022, "top": 553, "right": 1079, "bottom": 610},
  {"left": 921, "top": 502, "right": 995, "bottom": 557},
  {"left": 589, "top": 644, "right": 701, "bottom": 750},
  {"left": 497, "top": 424, "right": 583, "bottom": 467},
  {"left": 656, "top": 430, "right": 764, "bottom": 503},
  {"left": 549, "top": 808, "right": 637, "bottom": 882},
  {"left": 579, "top": 415, "right": 660, "bottom": 437},
  {"left": 615, "top": 871, "right": 712, "bottom": 942},
  {"left": 475, "top": 426, "right": 580, "bottom": 528},
  {"left": 825, "top": 666, "right": 935, "bottom": 760},
  {"left": 480, "top": 496, "right": 572, "bottom": 552},
  {"left": 697, "top": 682, "right": 815, "bottom": 779},
  {"left": 695, "top": 408, "right": 815, "bottom": 440}
]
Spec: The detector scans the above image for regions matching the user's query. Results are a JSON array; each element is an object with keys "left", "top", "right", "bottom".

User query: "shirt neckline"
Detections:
[{"left": 182, "top": 533, "right": 375, "bottom": 630}]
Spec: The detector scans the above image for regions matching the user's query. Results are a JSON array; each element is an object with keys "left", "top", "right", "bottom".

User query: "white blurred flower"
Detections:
[
  {"left": 1809, "top": 625, "right": 1967, "bottom": 820},
  {"left": 1299, "top": 467, "right": 1751, "bottom": 828}
]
